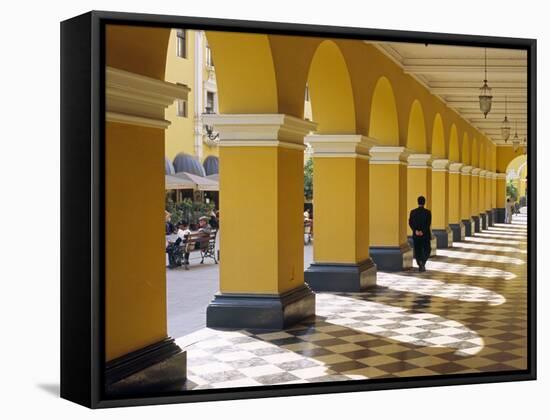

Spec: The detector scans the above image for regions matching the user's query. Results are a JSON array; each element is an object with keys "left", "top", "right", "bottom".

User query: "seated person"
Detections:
[
  {"left": 183, "top": 217, "right": 212, "bottom": 267},
  {"left": 177, "top": 220, "right": 191, "bottom": 241}
]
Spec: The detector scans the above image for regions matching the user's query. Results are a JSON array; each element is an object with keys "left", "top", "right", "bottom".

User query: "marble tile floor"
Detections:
[{"left": 174, "top": 213, "right": 528, "bottom": 390}]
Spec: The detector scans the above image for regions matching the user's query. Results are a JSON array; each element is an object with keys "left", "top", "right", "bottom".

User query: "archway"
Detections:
[
  {"left": 431, "top": 113, "right": 445, "bottom": 158},
  {"left": 406, "top": 100, "right": 427, "bottom": 153},
  {"left": 369, "top": 76, "right": 399, "bottom": 145},
  {"left": 448, "top": 124, "right": 459, "bottom": 162},
  {"left": 462, "top": 132, "right": 471, "bottom": 165}
]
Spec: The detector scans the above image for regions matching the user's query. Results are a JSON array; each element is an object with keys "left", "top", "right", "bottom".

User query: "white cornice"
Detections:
[
  {"left": 449, "top": 162, "right": 464, "bottom": 173},
  {"left": 407, "top": 154, "right": 432, "bottom": 168},
  {"left": 201, "top": 114, "right": 317, "bottom": 149},
  {"left": 369, "top": 146, "right": 409, "bottom": 165},
  {"left": 461, "top": 165, "right": 473, "bottom": 175},
  {"left": 479, "top": 170, "right": 488, "bottom": 178},
  {"left": 106, "top": 66, "right": 190, "bottom": 129},
  {"left": 431, "top": 159, "right": 450, "bottom": 172},
  {"left": 305, "top": 134, "right": 374, "bottom": 159},
  {"left": 496, "top": 173, "right": 507, "bottom": 180},
  {"left": 471, "top": 168, "right": 481, "bottom": 176}
]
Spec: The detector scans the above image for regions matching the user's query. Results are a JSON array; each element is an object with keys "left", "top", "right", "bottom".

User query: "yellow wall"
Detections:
[
  {"left": 431, "top": 170, "right": 449, "bottom": 229},
  {"left": 448, "top": 171, "right": 461, "bottom": 224},
  {"left": 219, "top": 146, "right": 303, "bottom": 294},
  {"left": 407, "top": 167, "right": 431, "bottom": 223},
  {"left": 369, "top": 77, "right": 399, "bottom": 145},
  {"left": 471, "top": 175, "right": 479, "bottom": 215},
  {"left": 314, "top": 157, "right": 369, "bottom": 263},
  {"left": 407, "top": 101, "right": 427, "bottom": 152},
  {"left": 460, "top": 173, "right": 471, "bottom": 220},
  {"left": 478, "top": 175, "right": 486, "bottom": 213},
  {"left": 497, "top": 177, "right": 507, "bottom": 208},
  {"left": 431, "top": 114, "right": 445, "bottom": 158},
  {"left": 370, "top": 163, "right": 408, "bottom": 246},
  {"left": 497, "top": 146, "right": 524, "bottom": 173},
  {"left": 105, "top": 122, "right": 167, "bottom": 361}
]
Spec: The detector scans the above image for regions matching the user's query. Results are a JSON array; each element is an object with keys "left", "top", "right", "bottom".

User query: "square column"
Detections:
[
  {"left": 471, "top": 168, "right": 481, "bottom": 232},
  {"left": 479, "top": 170, "right": 488, "bottom": 230},
  {"left": 448, "top": 162, "right": 465, "bottom": 242},
  {"left": 485, "top": 172, "right": 494, "bottom": 226},
  {"left": 203, "top": 114, "right": 317, "bottom": 330},
  {"left": 407, "top": 154, "right": 436, "bottom": 255},
  {"left": 496, "top": 173, "right": 507, "bottom": 223},
  {"left": 431, "top": 159, "right": 452, "bottom": 248},
  {"left": 491, "top": 172, "right": 498, "bottom": 224},
  {"left": 304, "top": 135, "right": 377, "bottom": 291},
  {"left": 460, "top": 165, "right": 474, "bottom": 236},
  {"left": 369, "top": 147, "right": 413, "bottom": 271}
]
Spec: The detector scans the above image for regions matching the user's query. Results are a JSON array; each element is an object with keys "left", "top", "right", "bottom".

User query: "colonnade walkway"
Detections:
[{"left": 172, "top": 212, "right": 527, "bottom": 390}]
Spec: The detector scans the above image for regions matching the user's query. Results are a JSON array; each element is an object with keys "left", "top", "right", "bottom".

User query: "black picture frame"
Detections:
[{"left": 60, "top": 10, "right": 536, "bottom": 409}]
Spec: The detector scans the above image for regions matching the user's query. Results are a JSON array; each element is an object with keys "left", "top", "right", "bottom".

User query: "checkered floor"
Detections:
[{"left": 175, "top": 213, "right": 528, "bottom": 390}]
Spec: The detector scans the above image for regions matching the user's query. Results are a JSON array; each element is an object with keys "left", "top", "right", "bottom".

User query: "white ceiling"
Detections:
[{"left": 371, "top": 42, "right": 527, "bottom": 145}]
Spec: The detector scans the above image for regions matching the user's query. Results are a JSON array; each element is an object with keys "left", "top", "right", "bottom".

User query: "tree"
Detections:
[
  {"left": 304, "top": 157, "right": 314, "bottom": 201},
  {"left": 506, "top": 179, "right": 518, "bottom": 201}
]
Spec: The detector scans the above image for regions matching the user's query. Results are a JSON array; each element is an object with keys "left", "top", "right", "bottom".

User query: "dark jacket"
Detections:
[{"left": 409, "top": 207, "right": 432, "bottom": 239}]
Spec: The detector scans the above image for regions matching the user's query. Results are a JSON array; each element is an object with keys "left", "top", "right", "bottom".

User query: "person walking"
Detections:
[
  {"left": 505, "top": 198, "right": 514, "bottom": 224},
  {"left": 409, "top": 196, "right": 432, "bottom": 272}
]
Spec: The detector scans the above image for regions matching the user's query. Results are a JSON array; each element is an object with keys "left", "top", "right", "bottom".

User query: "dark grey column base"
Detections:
[
  {"left": 433, "top": 227, "right": 453, "bottom": 249},
  {"left": 370, "top": 242, "right": 413, "bottom": 272},
  {"left": 472, "top": 215, "right": 480, "bottom": 232},
  {"left": 495, "top": 207, "right": 505, "bottom": 223},
  {"left": 105, "top": 337, "right": 187, "bottom": 397},
  {"left": 487, "top": 210, "right": 493, "bottom": 227},
  {"left": 305, "top": 258, "right": 377, "bottom": 292},
  {"left": 449, "top": 223, "right": 465, "bottom": 242},
  {"left": 479, "top": 212, "right": 487, "bottom": 230},
  {"left": 206, "top": 284, "right": 315, "bottom": 330},
  {"left": 462, "top": 218, "right": 474, "bottom": 237}
]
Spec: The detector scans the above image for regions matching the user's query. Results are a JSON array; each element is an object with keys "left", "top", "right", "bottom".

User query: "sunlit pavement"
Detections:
[{"left": 167, "top": 211, "right": 528, "bottom": 390}]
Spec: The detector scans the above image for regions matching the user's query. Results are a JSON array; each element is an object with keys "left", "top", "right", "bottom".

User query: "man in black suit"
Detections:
[{"left": 408, "top": 195, "right": 432, "bottom": 272}]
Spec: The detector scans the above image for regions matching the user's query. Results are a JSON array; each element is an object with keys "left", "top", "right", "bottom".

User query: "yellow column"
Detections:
[
  {"left": 431, "top": 159, "right": 452, "bottom": 248},
  {"left": 104, "top": 67, "right": 189, "bottom": 391},
  {"left": 479, "top": 170, "right": 488, "bottom": 230},
  {"left": 471, "top": 168, "right": 481, "bottom": 232},
  {"left": 491, "top": 172, "right": 497, "bottom": 223},
  {"left": 485, "top": 171, "right": 494, "bottom": 226},
  {"left": 460, "top": 165, "right": 474, "bottom": 236},
  {"left": 496, "top": 173, "right": 507, "bottom": 223},
  {"left": 369, "top": 147, "right": 413, "bottom": 271},
  {"left": 304, "top": 135, "right": 376, "bottom": 291},
  {"left": 448, "top": 162, "right": 464, "bottom": 241},
  {"left": 407, "top": 154, "right": 436, "bottom": 254},
  {"left": 203, "top": 114, "right": 316, "bottom": 329}
]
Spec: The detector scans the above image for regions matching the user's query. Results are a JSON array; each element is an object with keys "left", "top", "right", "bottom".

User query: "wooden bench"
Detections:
[{"left": 167, "top": 229, "right": 218, "bottom": 270}]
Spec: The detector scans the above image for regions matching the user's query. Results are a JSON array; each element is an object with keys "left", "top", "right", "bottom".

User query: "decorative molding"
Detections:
[
  {"left": 106, "top": 66, "right": 190, "bottom": 129},
  {"left": 431, "top": 159, "right": 450, "bottom": 172},
  {"left": 202, "top": 114, "right": 317, "bottom": 148},
  {"left": 461, "top": 165, "right": 473, "bottom": 175},
  {"left": 407, "top": 154, "right": 432, "bottom": 168},
  {"left": 479, "top": 169, "right": 488, "bottom": 178},
  {"left": 471, "top": 168, "right": 481, "bottom": 176},
  {"left": 368, "top": 146, "right": 409, "bottom": 165},
  {"left": 449, "top": 162, "right": 464, "bottom": 173},
  {"left": 305, "top": 134, "right": 373, "bottom": 159},
  {"left": 496, "top": 173, "right": 507, "bottom": 180}
]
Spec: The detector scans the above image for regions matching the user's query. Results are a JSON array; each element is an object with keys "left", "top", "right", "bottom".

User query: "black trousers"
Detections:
[{"left": 412, "top": 236, "right": 431, "bottom": 267}]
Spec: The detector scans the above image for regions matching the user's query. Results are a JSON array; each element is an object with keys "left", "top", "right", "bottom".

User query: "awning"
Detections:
[
  {"left": 175, "top": 172, "right": 219, "bottom": 191},
  {"left": 165, "top": 174, "right": 195, "bottom": 190},
  {"left": 205, "top": 173, "right": 219, "bottom": 182}
]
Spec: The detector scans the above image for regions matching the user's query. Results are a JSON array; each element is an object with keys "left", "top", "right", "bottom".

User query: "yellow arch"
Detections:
[
  {"left": 431, "top": 113, "right": 445, "bottom": 158},
  {"left": 479, "top": 142, "right": 486, "bottom": 170},
  {"left": 307, "top": 41, "right": 356, "bottom": 133},
  {"left": 448, "top": 124, "right": 459, "bottom": 161},
  {"left": 506, "top": 154, "right": 527, "bottom": 173},
  {"left": 462, "top": 132, "right": 471, "bottom": 165},
  {"left": 205, "top": 31, "right": 278, "bottom": 114},
  {"left": 369, "top": 76, "right": 399, "bottom": 145},
  {"left": 471, "top": 137, "right": 479, "bottom": 167},
  {"left": 406, "top": 100, "right": 427, "bottom": 153}
]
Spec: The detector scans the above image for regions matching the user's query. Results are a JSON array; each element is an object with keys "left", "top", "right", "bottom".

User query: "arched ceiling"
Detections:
[{"left": 372, "top": 43, "right": 527, "bottom": 145}]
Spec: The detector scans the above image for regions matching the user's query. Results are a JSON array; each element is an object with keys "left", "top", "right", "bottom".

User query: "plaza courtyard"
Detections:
[{"left": 167, "top": 211, "right": 527, "bottom": 389}]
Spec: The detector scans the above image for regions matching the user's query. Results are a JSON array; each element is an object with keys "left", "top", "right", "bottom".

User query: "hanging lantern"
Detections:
[
  {"left": 479, "top": 49, "right": 492, "bottom": 118},
  {"left": 501, "top": 96, "right": 511, "bottom": 142},
  {"left": 512, "top": 120, "right": 520, "bottom": 152}
]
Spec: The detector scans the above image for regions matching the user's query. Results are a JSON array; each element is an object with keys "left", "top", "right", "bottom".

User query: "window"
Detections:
[
  {"left": 206, "top": 44, "right": 214, "bottom": 67},
  {"left": 176, "top": 30, "right": 187, "bottom": 58},
  {"left": 177, "top": 99, "right": 187, "bottom": 117},
  {"left": 206, "top": 91, "right": 216, "bottom": 114}
]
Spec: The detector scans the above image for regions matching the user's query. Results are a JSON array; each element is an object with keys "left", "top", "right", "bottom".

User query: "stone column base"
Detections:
[
  {"left": 487, "top": 210, "right": 493, "bottom": 227},
  {"left": 472, "top": 215, "right": 481, "bottom": 233},
  {"left": 433, "top": 227, "right": 453, "bottom": 249},
  {"left": 431, "top": 236, "right": 438, "bottom": 255},
  {"left": 370, "top": 243, "right": 413, "bottom": 272},
  {"left": 462, "top": 218, "right": 474, "bottom": 237},
  {"left": 105, "top": 337, "right": 187, "bottom": 397},
  {"left": 495, "top": 208, "right": 505, "bottom": 223},
  {"left": 206, "top": 284, "right": 315, "bottom": 330},
  {"left": 305, "top": 258, "right": 377, "bottom": 292},
  {"left": 449, "top": 223, "right": 465, "bottom": 242},
  {"left": 479, "top": 212, "right": 487, "bottom": 230}
]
